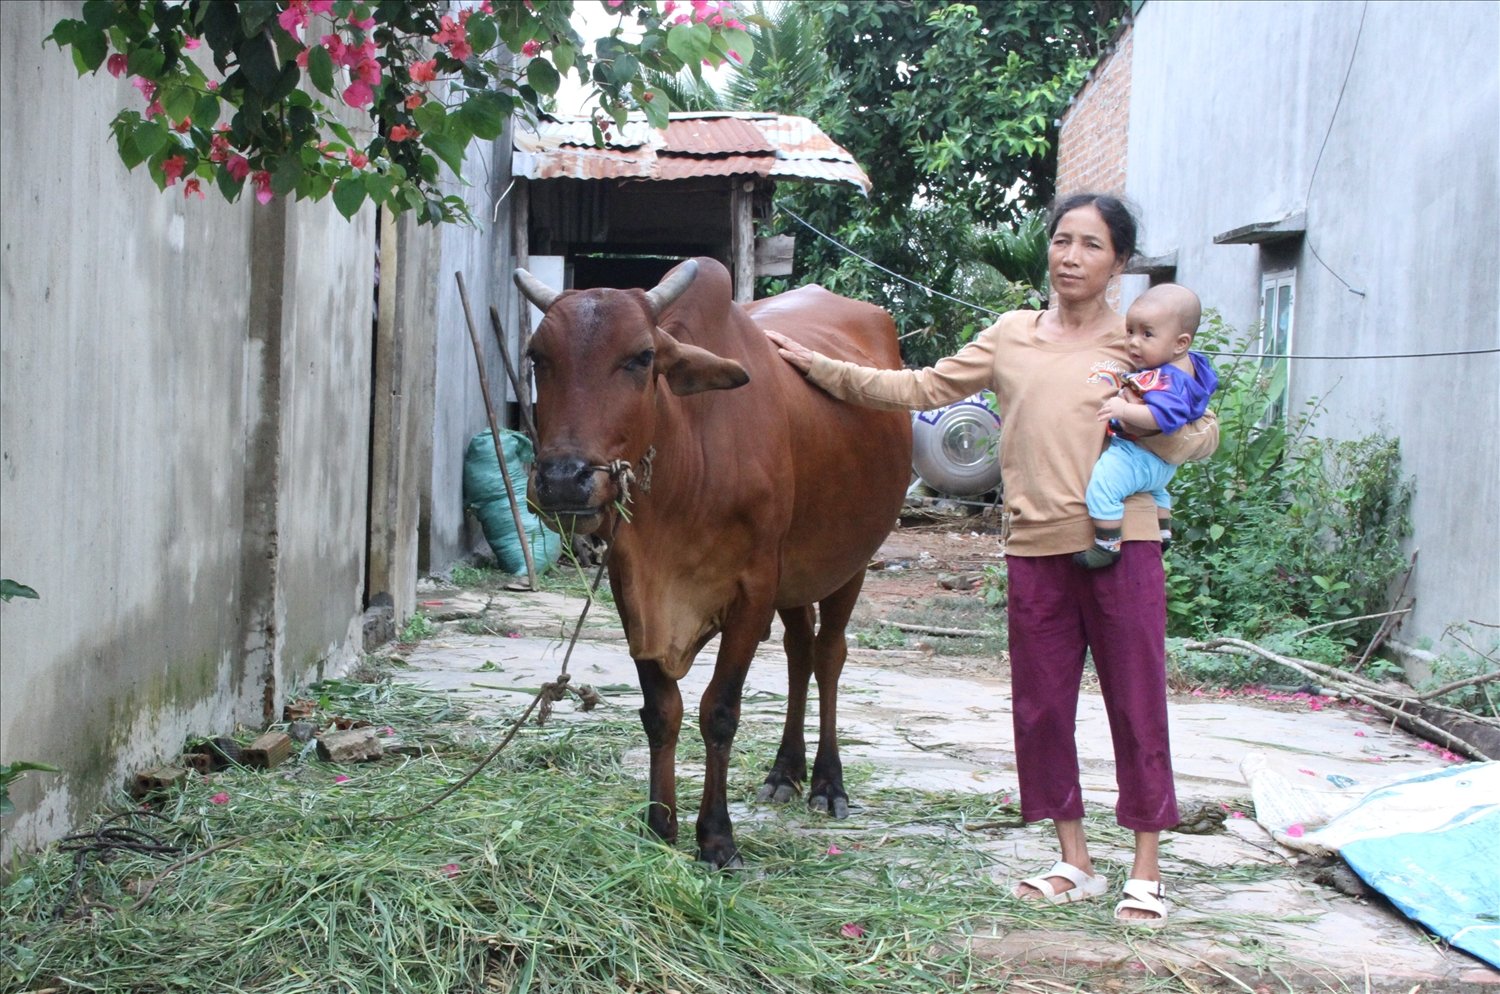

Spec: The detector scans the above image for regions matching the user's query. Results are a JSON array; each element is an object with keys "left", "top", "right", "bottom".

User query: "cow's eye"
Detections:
[{"left": 623, "top": 349, "right": 655, "bottom": 372}]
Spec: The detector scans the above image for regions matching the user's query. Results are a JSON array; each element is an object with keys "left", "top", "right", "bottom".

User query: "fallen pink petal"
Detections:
[
  {"left": 209, "top": 792, "right": 229, "bottom": 805},
  {"left": 441, "top": 863, "right": 461, "bottom": 878},
  {"left": 840, "top": 922, "right": 864, "bottom": 938},
  {"left": 1286, "top": 824, "right": 1306, "bottom": 838},
  {"left": 334, "top": 774, "right": 351, "bottom": 784},
  {"left": 826, "top": 844, "right": 843, "bottom": 855}
]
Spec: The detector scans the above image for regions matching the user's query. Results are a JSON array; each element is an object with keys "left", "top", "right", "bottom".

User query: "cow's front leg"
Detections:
[
  {"left": 758, "top": 605, "right": 813, "bottom": 804},
  {"left": 696, "top": 609, "right": 770, "bottom": 869},
  {"left": 636, "top": 659, "right": 682, "bottom": 843},
  {"left": 806, "top": 574, "right": 863, "bottom": 818}
]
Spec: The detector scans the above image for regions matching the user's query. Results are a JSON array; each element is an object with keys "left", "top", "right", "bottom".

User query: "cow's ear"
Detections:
[{"left": 653, "top": 327, "right": 749, "bottom": 395}]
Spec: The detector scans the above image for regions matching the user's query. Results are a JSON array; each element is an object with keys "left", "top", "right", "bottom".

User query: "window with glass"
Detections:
[{"left": 1259, "top": 270, "right": 1295, "bottom": 424}]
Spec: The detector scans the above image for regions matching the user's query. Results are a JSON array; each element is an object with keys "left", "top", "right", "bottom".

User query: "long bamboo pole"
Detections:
[{"left": 456, "top": 271, "right": 538, "bottom": 591}]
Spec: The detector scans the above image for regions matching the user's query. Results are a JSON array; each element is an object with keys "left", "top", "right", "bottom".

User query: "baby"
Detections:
[{"left": 1074, "top": 283, "right": 1219, "bottom": 569}]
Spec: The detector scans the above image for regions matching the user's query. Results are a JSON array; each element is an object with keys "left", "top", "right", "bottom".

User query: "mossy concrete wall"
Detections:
[{"left": 0, "top": 1, "right": 374, "bottom": 860}]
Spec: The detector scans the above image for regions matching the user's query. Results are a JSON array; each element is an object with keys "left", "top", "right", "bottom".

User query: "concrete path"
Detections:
[{"left": 396, "top": 586, "right": 1499, "bottom": 991}]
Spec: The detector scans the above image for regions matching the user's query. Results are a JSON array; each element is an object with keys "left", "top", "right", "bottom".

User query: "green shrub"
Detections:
[{"left": 1166, "top": 316, "right": 1412, "bottom": 663}]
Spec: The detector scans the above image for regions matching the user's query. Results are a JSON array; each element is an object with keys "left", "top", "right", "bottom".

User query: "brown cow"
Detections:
[{"left": 513, "top": 257, "right": 911, "bottom": 868}]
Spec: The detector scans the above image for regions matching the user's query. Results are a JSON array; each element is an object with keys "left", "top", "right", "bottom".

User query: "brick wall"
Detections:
[{"left": 1057, "top": 27, "right": 1132, "bottom": 199}]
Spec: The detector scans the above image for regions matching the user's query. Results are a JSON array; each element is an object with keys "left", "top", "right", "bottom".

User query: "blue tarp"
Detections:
[{"left": 1321, "top": 763, "right": 1500, "bottom": 969}]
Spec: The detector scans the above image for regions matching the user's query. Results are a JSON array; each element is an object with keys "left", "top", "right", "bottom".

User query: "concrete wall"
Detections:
[
  {"left": 0, "top": 1, "right": 376, "bottom": 859},
  {"left": 1124, "top": 0, "right": 1500, "bottom": 650}
]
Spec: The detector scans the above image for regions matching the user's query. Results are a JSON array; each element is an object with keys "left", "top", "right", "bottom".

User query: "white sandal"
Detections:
[
  {"left": 1114, "top": 878, "right": 1168, "bottom": 925},
  {"left": 1012, "top": 860, "right": 1109, "bottom": 905}
]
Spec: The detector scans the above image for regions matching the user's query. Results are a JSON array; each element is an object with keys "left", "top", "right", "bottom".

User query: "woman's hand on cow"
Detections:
[{"left": 764, "top": 329, "right": 814, "bottom": 373}]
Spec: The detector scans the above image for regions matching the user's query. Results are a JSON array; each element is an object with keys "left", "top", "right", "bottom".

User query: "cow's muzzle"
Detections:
[{"left": 530, "top": 456, "right": 610, "bottom": 534}]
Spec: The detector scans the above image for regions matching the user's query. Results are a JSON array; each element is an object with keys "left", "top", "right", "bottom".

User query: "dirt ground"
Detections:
[{"left": 409, "top": 511, "right": 1498, "bottom": 992}]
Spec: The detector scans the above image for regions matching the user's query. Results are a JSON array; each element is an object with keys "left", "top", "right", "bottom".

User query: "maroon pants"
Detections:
[{"left": 1006, "top": 543, "right": 1179, "bottom": 831}]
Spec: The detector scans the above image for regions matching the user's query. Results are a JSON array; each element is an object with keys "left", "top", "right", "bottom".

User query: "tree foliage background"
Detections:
[{"left": 694, "top": 0, "right": 1126, "bottom": 365}]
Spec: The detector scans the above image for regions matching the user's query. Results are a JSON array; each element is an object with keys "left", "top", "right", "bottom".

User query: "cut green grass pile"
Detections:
[{"left": 2, "top": 679, "right": 1292, "bottom": 994}]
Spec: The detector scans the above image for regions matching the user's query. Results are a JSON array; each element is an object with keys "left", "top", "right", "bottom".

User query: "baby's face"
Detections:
[{"left": 1124, "top": 296, "right": 1188, "bottom": 369}]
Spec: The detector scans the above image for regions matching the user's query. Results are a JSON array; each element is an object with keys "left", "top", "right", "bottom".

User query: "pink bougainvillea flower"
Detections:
[
  {"left": 321, "top": 33, "right": 347, "bottom": 63},
  {"left": 410, "top": 59, "right": 438, "bottom": 83},
  {"left": 209, "top": 792, "right": 229, "bottom": 805},
  {"left": 404, "top": 93, "right": 424, "bottom": 110},
  {"left": 309, "top": 0, "right": 334, "bottom": 12},
  {"left": 663, "top": 0, "right": 677, "bottom": 13},
  {"left": 480, "top": 0, "right": 494, "bottom": 12},
  {"left": 226, "top": 154, "right": 251, "bottom": 182},
  {"left": 381, "top": 726, "right": 395, "bottom": 736},
  {"left": 349, "top": 14, "right": 376, "bottom": 31},
  {"left": 347, "top": 149, "right": 369, "bottom": 168},
  {"left": 209, "top": 133, "right": 230, "bottom": 163},
  {"left": 162, "top": 155, "right": 187, "bottom": 186},
  {"left": 1298, "top": 768, "right": 1316, "bottom": 777},
  {"left": 1231, "top": 810, "right": 1246, "bottom": 818},
  {"left": 342, "top": 80, "right": 374, "bottom": 108},
  {"left": 388, "top": 124, "right": 417, "bottom": 142},
  {"left": 183, "top": 178, "right": 205, "bottom": 200},
  {"left": 521, "top": 39, "right": 542, "bottom": 58},
  {"left": 131, "top": 76, "right": 156, "bottom": 100},
  {"left": 1219, "top": 801, "right": 1232, "bottom": 811},
  {"left": 826, "top": 844, "right": 843, "bottom": 855},
  {"left": 355, "top": 59, "right": 381, "bottom": 85},
  {"left": 296, "top": 47, "right": 310, "bottom": 68},
  {"left": 728, "top": 50, "right": 742, "bottom": 63},
  {"left": 183, "top": 35, "right": 202, "bottom": 50},
  {"left": 278, "top": 0, "right": 309, "bottom": 39},
  {"left": 1354, "top": 730, "right": 1366, "bottom": 737},
  {"left": 334, "top": 773, "right": 351, "bottom": 784},
  {"left": 1308, "top": 699, "right": 1324, "bottom": 711},
  {"left": 145, "top": 99, "right": 164, "bottom": 118},
  {"left": 441, "top": 862, "right": 461, "bottom": 878},
  {"left": 840, "top": 923, "right": 865, "bottom": 938},
  {"left": 1441, "top": 750, "right": 1460, "bottom": 762},
  {"left": 106, "top": 53, "right": 128, "bottom": 77},
  {"left": 1285, "top": 823, "right": 1305, "bottom": 838},
  {"left": 206, "top": 79, "right": 220, "bottom": 91},
  {"left": 607, "top": 0, "right": 624, "bottom": 6},
  {"left": 172, "top": 116, "right": 192, "bottom": 133},
  {"left": 252, "top": 170, "right": 273, "bottom": 205}
]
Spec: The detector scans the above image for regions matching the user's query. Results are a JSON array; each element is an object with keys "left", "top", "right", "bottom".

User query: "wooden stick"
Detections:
[
  {"left": 879, "top": 619, "right": 991, "bottom": 638},
  {"left": 456, "top": 272, "right": 538, "bottom": 591},
  {"left": 488, "top": 304, "right": 535, "bottom": 443}
]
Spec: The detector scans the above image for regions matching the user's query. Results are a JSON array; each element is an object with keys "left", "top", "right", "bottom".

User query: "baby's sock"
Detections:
[{"left": 1072, "top": 526, "right": 1123, "bottom": 570}]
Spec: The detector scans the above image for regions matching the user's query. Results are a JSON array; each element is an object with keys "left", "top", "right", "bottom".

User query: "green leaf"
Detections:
[
  {"left": 332, "top": 174, "right": 367, "bottom": 218},
  {"left": 364, "top": 173, "right": 395, "bottom": 206},
  {"left": 307, "top": 44, "right": 335, "bottom": 96},
  {"left": 193, "top": 92, "right": 222, "bottom": 127},
  {"left": 271, "top": 152, "right": 302, "bottom": 195},
  {"left": 423, "top": 131, "right": 467, "bottom": 176},
  {"left": 0, "top": 580, "right": 39, "bottom": 602},
  {"left": 552, "top": 43, "right": 575, "bottom": 75},
  {"left": 236, "top": 32, "right": 280, "bottom": 95},
  {"left": 456, "top": 90, "right": 510, "bottom": 141},
  {"left": 467, "top": 16, "right": 498, "bottom": 56},
  {"left": 327, "top": 120, "right": 357, "bottom": 146},
  {"left": 132, "top": 120, "right": 171, "bottom": 158},
  {"left": 526, "top": 57, "right": 560, "bottom": 96},
  {"left": 71, "top": 26, "right": 109, "bottom": 74},
  {"left": 412, "top": 99, "right": 448, "bottom": 134},
  {"left": 666, "top": 23, "right": 708, "bottom": 65},
  {"left": 161, "top": 85, "right": 196, "bottom": 123},
  {"left": 81, "top": 1, "right": 116, "bottom": 30},
  {"left": 216, "top": 165, "right": 246, "bottom": 201},
  {"left": 238, "top": 0, "right": 279, "bottom": 36},
  {"left": 127, "top": 45, "right": 164, "bottom": 79},
  {"left": 1208, "top": 523, "right": 1226, "bottom": 542}
]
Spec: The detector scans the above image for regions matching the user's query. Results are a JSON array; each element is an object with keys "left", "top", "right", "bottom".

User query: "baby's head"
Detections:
[{"left": 1124, "top": 283, "right": 1202, "bottom": 369}]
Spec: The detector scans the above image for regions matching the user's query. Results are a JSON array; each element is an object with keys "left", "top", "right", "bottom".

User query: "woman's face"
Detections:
[{"left": 1048, "top": 204, "right": 1124, "bottom": 304}]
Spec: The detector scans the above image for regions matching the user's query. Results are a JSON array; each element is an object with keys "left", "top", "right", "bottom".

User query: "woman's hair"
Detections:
[{"left": 1047, "top": 193, "right": 1139, "bottom": 264}]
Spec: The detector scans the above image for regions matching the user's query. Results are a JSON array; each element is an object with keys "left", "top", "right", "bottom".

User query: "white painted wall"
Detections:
[{"left": 1125, "top": 0, "right": 1500, "bottom": 652}]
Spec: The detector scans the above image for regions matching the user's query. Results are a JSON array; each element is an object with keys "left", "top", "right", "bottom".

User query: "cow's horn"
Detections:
[
  {"left": 513, "top": 268, "right": 561, "bottom": 312},
  {"left": 644, "top": 260, "right": 698, "bottom": 315}
]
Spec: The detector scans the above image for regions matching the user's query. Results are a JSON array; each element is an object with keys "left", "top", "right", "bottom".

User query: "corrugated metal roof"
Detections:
[{"left": 512, "top": 112, "right": 870, "bottom": 193}]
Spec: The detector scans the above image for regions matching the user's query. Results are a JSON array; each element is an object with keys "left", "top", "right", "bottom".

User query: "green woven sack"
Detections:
[{"left": 462, "top": 429, "right": 562, "bottom": 575}]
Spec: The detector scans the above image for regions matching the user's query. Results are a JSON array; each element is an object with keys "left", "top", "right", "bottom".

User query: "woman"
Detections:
[{"left": 765, "top": 194, "right": 1217, "bottom": 924}]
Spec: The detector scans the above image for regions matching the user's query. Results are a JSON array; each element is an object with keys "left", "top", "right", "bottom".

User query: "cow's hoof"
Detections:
[
  {"left": 808, "top": 792, "right": 850, "bottom": 819},
  {"left": 698, "top": 846, "right": 743, "bottom": 871},
  {"left": 755, "top": 779, "right": 801, "bottom": 805}
]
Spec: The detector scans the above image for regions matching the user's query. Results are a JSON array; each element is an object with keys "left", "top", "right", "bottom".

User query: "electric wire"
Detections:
[{"left": 775, "top": 200, "right": 1498, "bottom": 361}]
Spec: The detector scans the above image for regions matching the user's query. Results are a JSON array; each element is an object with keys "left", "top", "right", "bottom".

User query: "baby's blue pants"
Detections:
[{"left": 1085, "top": 437, "right": 1176, "bottom": 520}]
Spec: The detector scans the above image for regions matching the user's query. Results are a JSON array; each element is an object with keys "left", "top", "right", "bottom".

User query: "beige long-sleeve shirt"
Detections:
[{"left": 807, "top": 309, "right": 1219, "bottom": 556}]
